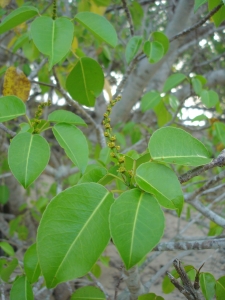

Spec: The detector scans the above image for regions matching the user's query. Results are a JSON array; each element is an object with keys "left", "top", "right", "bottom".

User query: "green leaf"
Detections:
[
  {"left": 149, "top": 127, "right": 211, "bottom": 166},
  {"left": 1, "top": 258, "right": 18, "bottom": 282},
  {"left": 66, "top": 57, "right": 104, "bottom": 107},
  {"left": 0, "top": 242, "right": 14, "bottom": 256},
  {"left": 0, "top": 185, "right": 9, "bottom": 205},
  {"left": 148, "top": 41, "right": 164, "bottom": 63},
  {"left": 91, "top": 263, "right": 101, "bottom": 278},
  {"left": 216, "top": 276, "right": 225, "bottom": 299},
  {"left": 75, "top": 12, "right": 118, "bottom": 47},
  {"left": 24, "top": 243, "right": 41, "bottom": 284},
  {"left": 109, "top": 189, "right": 164, "bottom": 269},
  {"left": 0, "top": 96, "right": 26, "bottom": 122},
  {"left": 48, "top": 110, "right": 87, "bottom": 126},
  {"left": 92, "top": 0, "right": 110, "bottom": 6},
  {"left": 8, "top": 133, "right": 50, "bottom": 188},
  {"left": 31, "top": 16, "right": 74, "bottom": 70},
  {"left": 37, "top": 183, "right": 114, "bottom": 288},
  {"left": 153, "top": 100, "right": 172, "bottom": 126},
  {"left": 52, "top": 123, "right": 88, "bottom": 173},
  {"left": 0, "top": 6, "right": 39, "bottom": 34},
  {"left": 200, "top": 90, "right": 219, "bottom": 108},
  {"left": 194, "top": 0, "right": 207, "bottom": 12},
  {"left": 163, "top": 73, "right": 187, "bottom": 93},
  {"left": 200, "top": 272, "right": 216, "bottom": 300},
  {"left": 208, "top": 0, "right": 225, "bottom": 27},
  {"left": 192, "top": 114, "right": 208, "bottom": 122},
  {"left": 138, "top": 293, "right": 164, "bottom": 300},
  {"left": 10, "top": 276, "right": 34, "bottom": 300},
  {"left": 125, "top": 35, "right": 142, "bottom": 65},
  {"left": 162, "top": 273, "right": 175, "bottom": 294},
  {"left": 71, "top": 286, "right": 106, "bottom": 300},
  {"left": 152, "top": 31, "right": 169, "bottom": 54},
  {"left": 79, "top": 166, "right": 108, "bottom": 183},
  {"left": 191, "top": 77, "right": 202, "bottom": 95},
  {"left": 140, "top": 91, "right": 161, "bottom": 112},
  {"left": 135, "top": 162, "right": 183, "bottom": 215},
  {"left": 215, "top": 122, "right": 225, "bottom": 145}
]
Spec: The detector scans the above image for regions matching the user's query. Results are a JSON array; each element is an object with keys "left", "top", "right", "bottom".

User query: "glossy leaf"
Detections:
[
  {"left": 52, "top": 123, "right": 88, "bottom": 173},
  {"left": 75, "top": 12, "right": 117, "bottom": 47},
  {"left": 8, "top": 133, "right": 50, "bottom": 188},
  {"left": 0, "top": 242, "right": 14, "bottom": 256},
  {"left": 31, "top": 16, "right": 74, "bottom": 70},
  {"left": 141, "top": 91, "right": 161, "bottom": 112},
  {"left": 125, "top": 35, "right": 142, "bottom": 65},
  {"left": 149, "top": 127, "right": 211, "bottom": 166},
  {"left": 152, "top": 31, "right": 169, "bottom": 54},
  {"left": 10, "top": 276, "right": 34, "bottom": 300},
  {"left": 216, "top": 275, "right": 225, "bottom": 299},
  {"left": 24, "top": 243, "right": 41, "bottom": 284},
  {"left": 138, "top": 293, "right": 164, "bottom": 300},
  {"left": 37, "top": 183, "right": 114, "bottom": 288},
  {"left": 194, "top": 0, "right": 207, "bottom": 12},
  {"left": 48, "top": 110, "right": 87, "bottom": 126},
  {"left": 71, "top": 286, "right": 106, "bottom": 299},
  {"left": 135, "top": 162, "right": 183, "bottom": 215},
  {"left": 208, "top": 0, "right": 225, "bottom": 27},
  {"left": 200, "top": 89, "right": 219, "bottom": 108},
  {"left": 0, "top": 96, "right": 26, "bottom": 122},
  {"left": 0, "top": 6, "right": 38, "bottom": 34},
  {"left": 66, "top": 57, "right": 104, "bottom": 107},
  {"left": 200, "top": 272, "right": 216, "bottom": 300},
  {"left": 109, "top": 189, "right": 164, "bottom": 269},
  {"left": 163, "top": 73, "right": 187, "bottom": 93},
  {"left": 0, "top": 185, "right": 9, "bottom": 204}
]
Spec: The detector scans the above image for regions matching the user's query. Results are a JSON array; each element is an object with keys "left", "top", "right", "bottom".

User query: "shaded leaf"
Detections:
[
  {"left": 0, "top": 242, "right": 14, "bottom": 256},
  {"left": 109, "top": 189, "right": 164, "bottom": 269},
  {"left": 216, "top": 275, "right": 225, "bottom": 299},
  {"left": 37, "top": 183, "right": 114, "bottom": 288},
  {"left": 200, "top": 89, "right": 219, "bottom": 108},
  {"left": 138, "top": 293, "right": 164, "bottom": 300},
  {"left": 8, "top": 133, "right": 50, "bottom": 188},
  {"left": 66, "top": 57, "right": 104, "bottom": 107},
  {"left": 1, "top": 258, "right": 18, "bottom": 282},
  {"left": 194, "top": 0, "right": 207, "bottom": 12},
  {"left": 0, "top": 185, "right": 9, "bottom": 204},
  {"left": 149, "top": 127, "right": 211, "bottom": 166},
  {"left": 125, "top": 35, "right": 142, "bottom": 65},
  {"left": 52, "top": 123, "right": 88, "bottom": 173},
  {"left": 3, "top": 67, "right": 31, "bottom": 102},
  {"left": 71, "top": 286, "right": 106, "bottom": 299},
  {"left": 208, "top": 0, "right": 225, "bottom": 27},
  {"left": 152, "top": 31, "right": 169, "bottom": 54},
  {"left": 24, "top": 243, "right": 41, "bottom": 284},
  {"left": 135, "top": 162, "right": 183, "bottom": 215},
  {"left": 31, "top": 16, "right": 74, "bottom": 70},
  {"left": 75, "top": 12, "right": 117, "bottom": 47},
  {"left": 10, "top": 276, "right": 34, "bottom": 300}
]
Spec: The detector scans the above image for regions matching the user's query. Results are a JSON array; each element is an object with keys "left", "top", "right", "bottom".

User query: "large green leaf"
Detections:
[
  {"left": 0, "top": 96, "right": 26, "bottom": 122},
  {"left": 52, "top": 123, "right": 88, "bottom": 173},
  {"left": 71, "top": 286, "right": 106, "bottom": 299},
  {"left": 48, "top": 110, "right": 87, "bottom": 126},
  {"left": 75, "top": 12, "right": 117, "bottom": 47},
  {"left": 163, "top": 73, "right": 187, "bottom": 93},
  {"left": 66, "top": 57, "right": 104, "bottom": 107},
  {"left": 37, "top": 183, "right": 114, "bottom": 288},
  {"left": 135, "top": 162, "right": 183, "bottom": 215},
  {"left": 140, "top": 91, "right": 161, "bottom": 112},
  {"left": 149, "top": 127, "right": 211, "bottom": 166},
  {"left": 10, "top": 276, "right": 34, "bottom": 300},
  {"left": 24, "top": 243, "right": 41, "bottom": 284},
  {"left": 31, "top": 16, "right": 74, "bottom": 70},
  {"left": 8, "top": 133, "right": 50, "bottom": 188},
  {"left": 200, "top": 273, "right": 216, "bottom": 300},
  {"left": 0, "top": 6, "right": 39, "bottom": 34},
  {"left": 125, "top": 36, "right": 142, "bottom": 65},
  {"left": 109, "top": 189, "right": 164, "bottom": 269}
]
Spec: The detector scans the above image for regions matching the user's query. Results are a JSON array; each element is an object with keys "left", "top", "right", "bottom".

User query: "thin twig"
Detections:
[
  {"left": 121, "top": 0, "right": 134, "bottom": 36},
  {"left": 88, "top": 272, "right": 111, "bottom": 300},
  {"left": 0, "top": 123, "right": 16, "bottom": 137}
]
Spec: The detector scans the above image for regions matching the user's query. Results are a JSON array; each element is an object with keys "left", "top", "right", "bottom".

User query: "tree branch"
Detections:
[
  {"left": 121, "top": 0, "right": 134, "bottom": 36},
  {"left": 0, "top": 123, "right": 16, "bottom": 137}
]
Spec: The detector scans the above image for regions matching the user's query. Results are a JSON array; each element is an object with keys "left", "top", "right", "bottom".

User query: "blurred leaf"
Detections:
[
  {"left": 1, "top": 258, "right": 18, "bottom": 282},
  {"left": 141, "top": 91, "right": 161, "bottom": 112},
  {"left": 0, "top": 242, "right": 14, "bottom": 256},
  {"left": 3, "top": 66, "right": 30, "bottom": 102},
  {"left": 0, "top": 185, "right": 9, "bottom": 205},
  {"left": 152, "top": 31, "right": 169, "bottom": 54},
  {"left": 48, "top": 110, "right": 87, "bottom": 126},
  {"left": 163, "top": 73, "right": 187, "bottom": 93},
  {"left": 194, "top": 0, "right": 207, "bottom": 12},
  {"left": 208, "top": 0, "right": 225, "bottom": 27},
  {"left": 0, "top": 96, "right": 26, "bottom": 122},
  {"left": 125, "top": 36, "right": 142, "bottom": 65},
  {"left": 200, "top": 90, "right": 219, "bottom": 108},
  {"left": 216, "top": 275, "right": 225, "bottom": 299},
  {"left": 71, "top": 286, "right": 106, "bottom": 300},
  {"left": 200, "top": 272, "right": 216, "bottom": 300}
]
